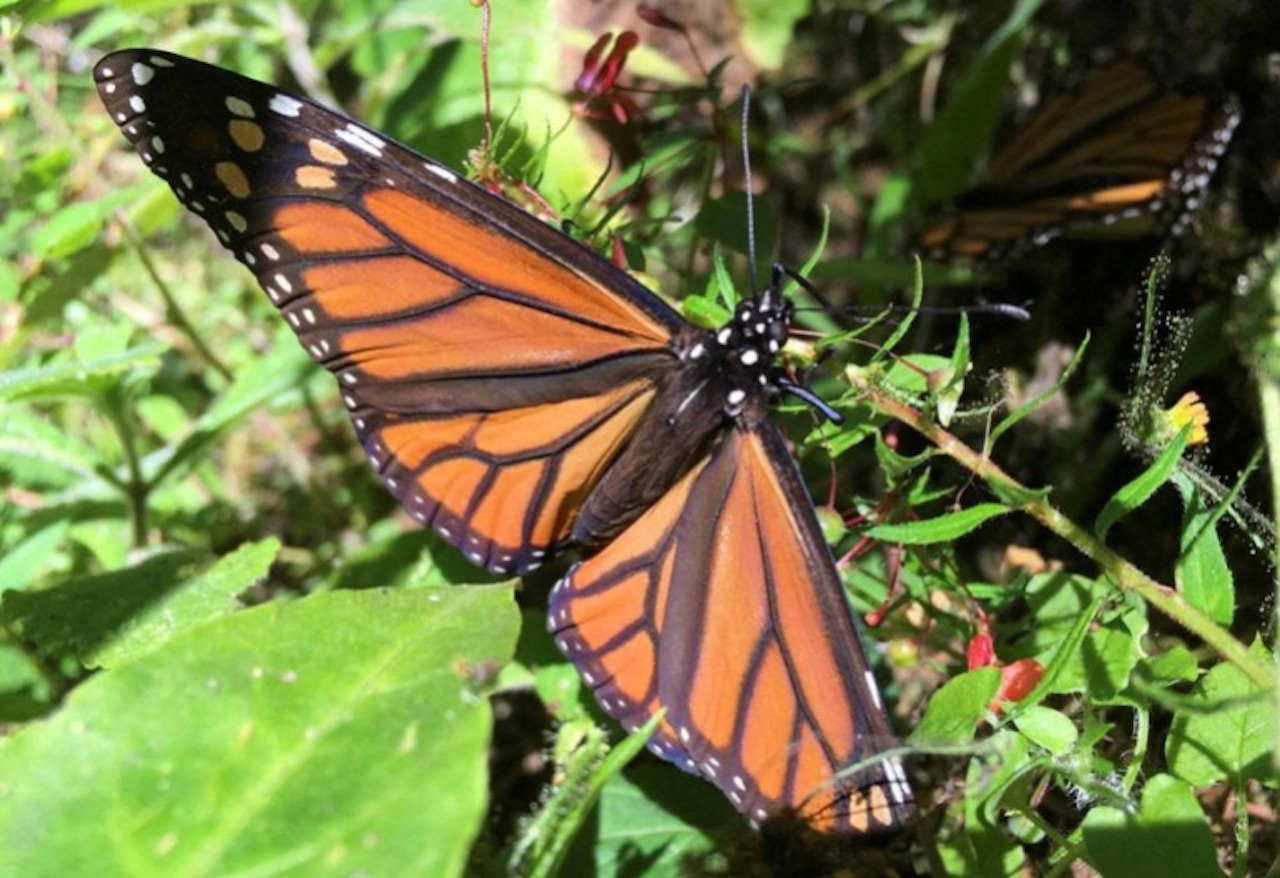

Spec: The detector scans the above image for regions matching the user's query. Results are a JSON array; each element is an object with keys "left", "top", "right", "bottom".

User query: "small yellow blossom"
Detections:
[{"left": 1167, "top": 392, "right": 1210, "bottom": 446}]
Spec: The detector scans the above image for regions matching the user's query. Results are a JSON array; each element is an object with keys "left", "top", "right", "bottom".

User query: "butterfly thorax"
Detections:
[{"left": 571, "top": 289, "right": 793, "bottom": 552}]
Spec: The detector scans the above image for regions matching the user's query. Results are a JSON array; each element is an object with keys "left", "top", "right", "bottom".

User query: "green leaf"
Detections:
[
  {"left": 1174, "top": 481, "right": 1235, "bottom": 624},
  {"left": 0, "top": 585, "right": 519, "bottom": 878},
  {"left": 96, "top": 539, "right": 281, "bottom": 667},
  {"left": 0, "top": 342, "right": 166, "bottom": 403},
  {"left": 868, "top": 503, "right": 1008, "bottom": 544},
  {"left": 2, "top": 540, "right": 278, "bottom": 669},
  {"left": 1013, "top": 706, "right": 1078, "bottom": 756},
  {"left": 1095, "top": 428, "right": 1189, "bottom": 540},
  {"left": 516, "top": 714, "right": 674, "bottom": 878},
  {"left": 1023, "top": 576, "right": 1142, "bottom": 702},
  {"left": 912, "top": 667, "right": 1000, "bottom": 745},
  {"left": 934, "top": 315, "right": 971, "bottom": 427},
  {"left": 938, "top": 732, "right": 1033, "bottom": 876},
  {"left": 1141, "top": 645, "right": 1201, "bottom": 686},
  {"left": 1082, "top": 775, "right": 1221, "bottom": 878},
  {"left": 560, "top": 762, "right": 729, "bottom": 875},
  {"left": 1165, "top": 641, "right": 1274, "bottom": 786},
  {"left": 0, "top": 522, "right": 70, "bottom": 594},
  {"left": 910, "top": 0, "right": 1045, "bottom": 203},
  {"left": 737, "top": 0, "right": 810, "bottom": 70},
  {"left": 30, "top": 200, "right": 110, "bottom": 261},
  {"left": 693, "top": 191, "right": 778, "bottom": 263}
]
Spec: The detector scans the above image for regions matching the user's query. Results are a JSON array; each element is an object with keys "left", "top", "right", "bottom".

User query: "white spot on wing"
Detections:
[
  {"left": 336, "top": 123, "right": 386, "bottom": 158},
  {"left": 131, "top": 63, "right": 154, "bottom": 86},
  {"left": 269, "top": 94, "right": 303, "bottom": 117},
  {"left": 424, "top": 162, "right": 458, "bottom": 184}
]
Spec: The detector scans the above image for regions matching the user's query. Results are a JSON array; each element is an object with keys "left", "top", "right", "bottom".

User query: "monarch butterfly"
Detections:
[
  {"left": 918, "top": 57, "right": 1239, "bottom": 262},
  {"left": 94, "top": 48, "right": 914, "bottom": 833}
]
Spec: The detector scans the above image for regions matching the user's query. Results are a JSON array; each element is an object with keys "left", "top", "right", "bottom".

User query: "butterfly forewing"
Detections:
[
  {"left": 919, "top": 57, "right": 1239, "bottom": 262},
  {"left": 94, "top": 49, "right": 686, "bottom": 573},
  {"left": 550, "top": 413, "right": 913, "bottom": 832}
]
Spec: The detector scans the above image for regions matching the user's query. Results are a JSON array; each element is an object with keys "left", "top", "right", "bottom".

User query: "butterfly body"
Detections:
[
  {"left": 572, "top": 289, "right": 794, "bottom": 550},
  {"left": 95, "top": 48, "right": 912, "bottom": 833}
]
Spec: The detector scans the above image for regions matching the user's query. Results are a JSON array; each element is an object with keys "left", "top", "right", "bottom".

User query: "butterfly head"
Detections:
[{"left": 693, "top": 286, "right": 792, "bottom": 417}]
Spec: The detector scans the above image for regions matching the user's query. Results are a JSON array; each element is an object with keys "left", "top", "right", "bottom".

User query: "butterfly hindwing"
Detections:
[
  {"left": 550, "top": 409, "right": 913, "bottom": 832},
  {"left": 94, "top": 49, "right": 688, "bottom": 573}
]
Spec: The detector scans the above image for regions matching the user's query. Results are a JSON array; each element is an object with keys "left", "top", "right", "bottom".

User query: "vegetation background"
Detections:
[{"left": 0, "top": 0, "right": 1276, "bottom": 875}]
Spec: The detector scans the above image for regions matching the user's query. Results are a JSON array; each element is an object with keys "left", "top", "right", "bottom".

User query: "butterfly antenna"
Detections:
[{"left": 740, "top": 85, "right": 761, "bottom": 299}]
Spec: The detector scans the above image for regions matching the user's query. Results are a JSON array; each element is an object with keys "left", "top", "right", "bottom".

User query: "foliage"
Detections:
[{"left": 1, "top": 1, "right": 1275, "bottom": 876}]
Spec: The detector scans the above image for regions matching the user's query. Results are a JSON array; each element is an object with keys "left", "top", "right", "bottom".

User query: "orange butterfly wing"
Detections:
[
  {"left": 550, "top": 410, "right": 913, "bottom": 832},
  {"left": 94, "top": 50, "right": 687, "bottom": 573},
  {"left": 96, "top": 49, "right": 915, "bottom": 833},
  {"left": 919, "top": 58, "right": 1238, "bottom": 261}
]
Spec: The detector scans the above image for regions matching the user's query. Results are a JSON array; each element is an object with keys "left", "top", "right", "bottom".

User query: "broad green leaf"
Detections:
[
  {"left": 0, "top": 585, "right": 519, "bottom": 878},
  {"left": 95, "top": 539, "right": 280, "bottom": 667},
  {"left": 1141, "top": 645, "right": 1201, "bottom": 686},
  {"left": 1082, "top": 775, "right": 1220, "bottom": 878},
  {"left": 912, "top": 667, "right": 1000, "bottom": 744},
  {"left": 2, "top": 540, "right": 277, "bottom": 669},
  {"left": 868, "top": 503, "right": 1008, "bottom": 544},
  {"left": 1013, "top": 706, "right": 1077, "bottom": 756},
  {"left": 1166, "top": 642, "right": 1273, "bottom": 786},
  {"left": 1022, "top": 575, "right": 1143, "bottom": 702},
  {"left": 29, "top": 197, "right": 123, "bottom": 261}
]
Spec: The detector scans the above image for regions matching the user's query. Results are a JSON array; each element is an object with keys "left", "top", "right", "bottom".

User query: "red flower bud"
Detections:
[{"left": 990, "top": 658, "right": 1044, "bottom": 713}]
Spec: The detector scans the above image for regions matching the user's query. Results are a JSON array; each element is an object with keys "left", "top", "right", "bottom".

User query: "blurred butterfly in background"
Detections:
[
  {"left": 94, "top": 49, "right": 914, "bottom": 833},
  {"left": 918, "top": 57, "right": 1240, "bottom": 263}
]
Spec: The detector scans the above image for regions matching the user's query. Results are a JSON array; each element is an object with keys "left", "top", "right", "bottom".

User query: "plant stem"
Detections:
[
  {"left": 848, "top": 370, "right": 1272, "bottom": 689},
  {"left": 118, "top": 218, "right": 234, "bottom": 382}
]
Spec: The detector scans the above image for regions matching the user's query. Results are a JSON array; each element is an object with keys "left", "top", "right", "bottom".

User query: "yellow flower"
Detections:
[{"left": 1167, "top": 392, "right": 1210, "bottom": 446}]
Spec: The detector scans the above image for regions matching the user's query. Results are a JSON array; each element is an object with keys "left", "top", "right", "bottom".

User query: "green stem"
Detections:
[
  {"left": 118, "top": 219, "right": 234, "bottom": 382},
  {"left": 849, "top": 371, "right": 1272, "bottom": 690},
  {"left": 101, "top": 388, "right": 148, "bottom": 548}
]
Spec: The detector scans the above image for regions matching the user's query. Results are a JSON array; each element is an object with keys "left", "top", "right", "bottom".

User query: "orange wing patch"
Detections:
[
  {"left": 550, "top": 426, "right": 913, "bottom": 832},
  {"left": 365, "top": 379, "right": 660, "bottom": 573},
  {"left": 363, "top": 189, "right": 673, "bottom": 342}
]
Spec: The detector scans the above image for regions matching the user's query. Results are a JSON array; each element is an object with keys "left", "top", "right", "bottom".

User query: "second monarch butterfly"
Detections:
[
  {"left": 918, "top": 56, "right": 1240, "bottom": 262},
  {"left": 93, "top": 49, "right": 914, "bottom": 833}
]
